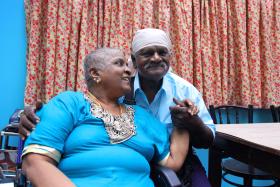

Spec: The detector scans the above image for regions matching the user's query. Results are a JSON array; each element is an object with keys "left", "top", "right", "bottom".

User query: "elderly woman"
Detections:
[{"left": 22, "top": 48, "right": 190, "bottom": 187}]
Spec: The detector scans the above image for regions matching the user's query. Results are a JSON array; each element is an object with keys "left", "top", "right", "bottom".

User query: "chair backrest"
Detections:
[
  {"left": 270, "top": 105, "right": 280, "bottom": 122},
  {"left": 151, "top": 165, "right": 182, "bottom": 187},
  {"left": 0, "top": 109, "right": 28, "bottom": 185},
  {"left": 209, "top": 105, "right": 254, "bottom": 124}
]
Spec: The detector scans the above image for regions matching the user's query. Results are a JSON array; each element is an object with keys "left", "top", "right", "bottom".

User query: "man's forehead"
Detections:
[
  {"left": 137, "top": 45, "right": 169, "bottom": 54},
  {"left": 141, "top": 45, "right": 169, "bottom": 50}
]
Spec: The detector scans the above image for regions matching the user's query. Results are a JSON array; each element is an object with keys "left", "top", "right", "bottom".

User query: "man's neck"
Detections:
[{"left": 139, "top": 76, "right": 163, "bottom": 103}]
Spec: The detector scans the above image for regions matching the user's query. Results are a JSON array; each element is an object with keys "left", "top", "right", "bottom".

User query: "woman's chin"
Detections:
[{"left": 123, "top": 87, "right": 132, "bottom": 95}]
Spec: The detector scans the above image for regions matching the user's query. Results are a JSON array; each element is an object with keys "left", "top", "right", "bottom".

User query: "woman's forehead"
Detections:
[
  {"left": 105, "top": 51, "right": 125, "bottom": 61},
  {"left": 109, "top": 55, "right": 125, "bottom": 62}
]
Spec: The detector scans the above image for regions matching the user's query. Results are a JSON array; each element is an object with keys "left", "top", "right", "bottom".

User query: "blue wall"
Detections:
[{"left": 0, "top": 1, "right": 26, "bottom": 129}]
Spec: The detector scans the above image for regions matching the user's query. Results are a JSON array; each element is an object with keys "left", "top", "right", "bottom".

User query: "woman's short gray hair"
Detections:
[{"left": 83, "top": 48, "right": 121, "bottom": 87}]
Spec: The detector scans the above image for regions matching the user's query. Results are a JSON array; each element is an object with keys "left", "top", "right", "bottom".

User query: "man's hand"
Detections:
[
  {"left": 169, "top": 98, "right": 214, "bottom": 148},
  {"left": 19, "top": 101, "right": 43, "bottom": 140},
  {"left": 169, "top": 98, "right": 199, "bottom": 129}
]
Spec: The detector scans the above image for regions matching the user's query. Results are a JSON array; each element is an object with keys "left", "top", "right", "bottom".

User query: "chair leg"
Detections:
[
  {"left": 244, "top": 177, "right": 253, "bottom": 187},
  {"left": 274, "top": 178, "right": 280, "bottom": 187}
]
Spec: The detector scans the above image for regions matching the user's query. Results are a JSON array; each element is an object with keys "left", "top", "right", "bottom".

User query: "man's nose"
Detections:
[{"left": 151, "top": 52, "right": 161, "bottom": 62}]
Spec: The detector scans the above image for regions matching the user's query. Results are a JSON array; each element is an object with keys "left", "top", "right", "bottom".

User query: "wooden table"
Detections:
[{"left": 208, "top": 123, "right": 280, "bottom": 187}]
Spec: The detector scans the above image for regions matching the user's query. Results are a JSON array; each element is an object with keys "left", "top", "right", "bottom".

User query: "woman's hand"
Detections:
[
  {"left": 169, "top": 98, "right": 199, "bottom": 129},
  {"left": 169, "top": 98, "right": 214, "bottom": 148}
]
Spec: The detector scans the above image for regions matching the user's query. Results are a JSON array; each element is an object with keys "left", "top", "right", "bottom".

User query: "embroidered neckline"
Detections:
[{"left": 84, "top": 92, "right": 136, "bottom": 144}]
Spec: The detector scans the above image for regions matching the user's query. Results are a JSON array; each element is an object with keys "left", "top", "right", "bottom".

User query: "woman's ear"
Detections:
[
  {"left": 89, "top": 67, "right": 98, "bottom": 77},
  {"left": 89, "top": 67, "right": 102, "bottom": 83}
]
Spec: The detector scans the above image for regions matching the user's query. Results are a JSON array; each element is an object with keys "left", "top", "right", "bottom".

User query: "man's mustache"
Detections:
[{"left": 144, "top": 62, "right": 168, "bottom": 69}]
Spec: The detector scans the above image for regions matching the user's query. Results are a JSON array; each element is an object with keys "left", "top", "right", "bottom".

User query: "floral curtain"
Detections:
[{"left": 24, "top": 0, "right": 280, "bottom": 108}]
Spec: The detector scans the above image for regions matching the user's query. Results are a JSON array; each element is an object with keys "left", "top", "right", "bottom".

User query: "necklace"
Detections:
[
  {"left": 85, "top": 92, "right": 136, "bottom": 144},
  {"left": 87, "top": 92, "right": 123, "bottom": 115}
]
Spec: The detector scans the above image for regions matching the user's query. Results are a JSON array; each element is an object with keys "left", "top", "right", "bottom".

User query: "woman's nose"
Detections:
[{"left": 125, "top": 64, "right": 132, "bottom": 76}]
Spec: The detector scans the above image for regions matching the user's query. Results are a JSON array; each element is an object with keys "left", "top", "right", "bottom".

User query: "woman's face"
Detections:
[
  {"left": 134, "top": 45, "right": 170, "bottom": 81},
  {"left": 98, "top": 51, "right": 132, "bottom": 96}
]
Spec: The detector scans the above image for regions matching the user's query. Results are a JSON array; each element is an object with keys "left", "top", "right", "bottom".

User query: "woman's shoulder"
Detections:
[
  {"left": 54, "top": 91, "right": 83, "bottom": 98},
  {"left": 52, "top": 91, "right": 84, "bottom": 100},
  {"left": 49, "top": 91, "right": 87, "bottom": 107},
  {"left": 41, "top": 91, "right": 90, "bottom": 122}
]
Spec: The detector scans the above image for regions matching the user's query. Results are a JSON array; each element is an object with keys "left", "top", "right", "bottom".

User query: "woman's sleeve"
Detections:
[{"left": 22, "top": 92, "right": 81, "bottom": 163}]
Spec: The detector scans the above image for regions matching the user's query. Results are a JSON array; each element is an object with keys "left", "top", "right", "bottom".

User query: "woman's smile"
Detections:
[{"left": 121, "top": 77, "right": 131, "bottom": 86}]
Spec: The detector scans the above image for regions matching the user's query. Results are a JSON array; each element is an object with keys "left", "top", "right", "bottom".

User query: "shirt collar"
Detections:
[
  {"left": 133, "top": 72, "right": 172, "bottom": 96},
  {"left": 133, "top": 72, "right": 141, "bottom": 93}
]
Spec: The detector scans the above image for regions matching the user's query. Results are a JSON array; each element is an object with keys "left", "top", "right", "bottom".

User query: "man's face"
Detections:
[{"left": 134, "top": 45, "right": 170, "bottom": 81}]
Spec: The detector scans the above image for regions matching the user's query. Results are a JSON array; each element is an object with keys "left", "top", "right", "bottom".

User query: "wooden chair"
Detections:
[
  {"left": 209, "top": 105, "right": 278, "bottom": 187},
  {"left": 270, "top": 105, "right": 280, "bottom": 122}
]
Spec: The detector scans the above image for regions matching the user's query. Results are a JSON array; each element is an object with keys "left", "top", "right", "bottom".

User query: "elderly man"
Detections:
[
  {"left": 127, "top": 28, "right": 215, "bottom": 187},
  {"left": 20, "top": 28, "right": 215, "bottom": 187}
]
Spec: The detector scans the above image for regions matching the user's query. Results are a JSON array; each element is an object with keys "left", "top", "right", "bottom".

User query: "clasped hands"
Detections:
[{"left": 169, "top": 98, "right": 199, "bottom": 130}]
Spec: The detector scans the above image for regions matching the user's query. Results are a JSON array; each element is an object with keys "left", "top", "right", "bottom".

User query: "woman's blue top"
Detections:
[{"left": 23, "top": 91, "right": 170, "bottom": 187}]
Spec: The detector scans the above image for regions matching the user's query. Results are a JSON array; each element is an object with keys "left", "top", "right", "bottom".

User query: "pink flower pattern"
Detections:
[{"left": 24, "top": 0, "right": 280, "bottom": 108}]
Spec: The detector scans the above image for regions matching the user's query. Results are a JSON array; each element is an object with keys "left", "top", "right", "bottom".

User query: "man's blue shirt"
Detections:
[{"left": 133, "top": 71, "right": 215, "bottom": 135}]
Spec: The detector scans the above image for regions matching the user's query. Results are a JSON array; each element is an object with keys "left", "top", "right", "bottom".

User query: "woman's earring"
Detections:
[
  {"left": 96, "top": 78, "right": 101, "bottom": 84},
  {"left": 93, "top": 77, "right": 101, "bottom": 84}
]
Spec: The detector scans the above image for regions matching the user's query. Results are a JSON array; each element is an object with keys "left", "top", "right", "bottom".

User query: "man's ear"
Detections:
[{"left": 131, "top": 54, "right": 137, "bottom": 68}]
